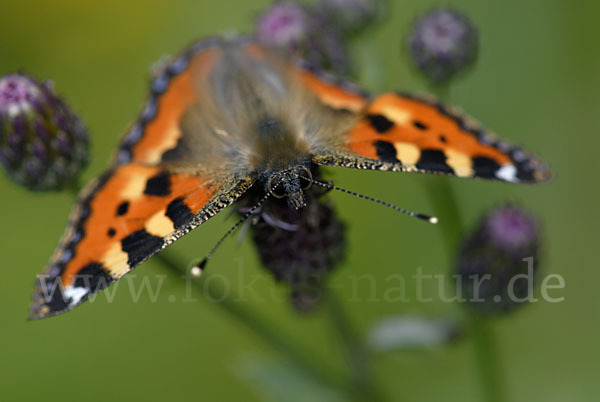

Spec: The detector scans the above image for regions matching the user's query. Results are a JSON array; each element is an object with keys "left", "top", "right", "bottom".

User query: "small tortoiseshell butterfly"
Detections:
[{"left": 29, "top": 36, "right": 551, "bottom": 319}]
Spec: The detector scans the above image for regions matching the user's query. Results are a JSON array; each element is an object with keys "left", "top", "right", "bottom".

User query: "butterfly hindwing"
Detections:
[
  {"left": 312, "top": 92, "right": 552, "bottom": 183},
  {"left": 292, "top": 60, "right": 370, "bottom": 113},
  {"left": 30, "top": 163, "right": 253, "bottom": 319}
]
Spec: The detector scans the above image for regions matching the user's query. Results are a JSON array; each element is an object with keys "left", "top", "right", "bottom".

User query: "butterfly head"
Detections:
[{"left": 265, "top": 165, "right": 313, "bottom": 210}]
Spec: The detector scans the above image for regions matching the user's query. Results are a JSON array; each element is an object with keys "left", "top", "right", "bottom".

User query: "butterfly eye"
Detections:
[
  {"left": 299, "top": 167, "right": 312, "bottom": 190},
  {"left": 268, "top": 176, "right": 286, "bottom": 198}
]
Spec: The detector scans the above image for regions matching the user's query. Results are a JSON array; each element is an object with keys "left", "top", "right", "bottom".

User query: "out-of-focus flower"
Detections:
[
  {"left": 456, "top": 204, "right": 540, "bottom": 315},
  {"left": 256, "top": 1, "right": 350, "bottom": 75},
  {"left": 239, "top": 168, "right": 346, "bottom": 313},
  {"left": 0, "top": 73, "right": 88, "bottom": 191},
  {"left": 317, "top": 0, "right": 382, "bottom": 35},
  {"left": 407, "top": 7, "right": 478, "bottom": 84},
  {"left": 256, "top": 1, "right": 311, "bottom": 48}
]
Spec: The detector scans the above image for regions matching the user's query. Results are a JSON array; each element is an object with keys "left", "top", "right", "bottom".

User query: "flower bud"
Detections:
[
  {"left": 407, "top": 7, "right": 478, "bottom": 84},
  {"left": 240, "top": 169, "right": 346, "bottom": 312},
  {"left": 256, "top": 1, "right": 350, "bottom": 74},
  {"left": 0, "top": 73, "right": 88, "bottom": 191},
  {"left": 256, "top": 2, "right": 311, "bottom": 48},
  {"left": 456, "top": 204, "right": 540, "bottom": 315}
]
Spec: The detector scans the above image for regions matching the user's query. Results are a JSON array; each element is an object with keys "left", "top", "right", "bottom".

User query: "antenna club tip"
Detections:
[
  {"left": 190, "top": 266, "right": 203, "bottom": 277},
  {"left": 190, "top": 259, "right": 207, "bottom": 277},
  {"left": 416, "top": 213, "right": 437, "bottom": 224}
]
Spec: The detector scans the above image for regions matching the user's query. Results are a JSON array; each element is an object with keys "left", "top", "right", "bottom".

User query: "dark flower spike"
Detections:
[
  {"left": 456, "top": 204, "right": 540, "bottom": 315},
  {"left": 240, "top": 168, "right": 346, "bottom": 313},
  {"left": 0, "top": 73, "right": 89, "bottom": 191},
  {"left": 252, "top": 196, "right": 346, "bottom": 313},
  {"left": 407, "top": 7, "right": 479, "bottom": 85}
]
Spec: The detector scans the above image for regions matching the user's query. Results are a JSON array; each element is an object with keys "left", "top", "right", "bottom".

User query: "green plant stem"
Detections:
[
  {"left": 425, "top": 83, "right": 507, "bottom": 402},
  {"left": 324, "top": 289, "right": 385, "bottom": 402},
  {"left": 469, "top": 313, "right": 507, "bottom": 402},
  {"left": 427, "top": 179, "right": 506, "bottom": 402},
  {"left": 423, "top": 177, "right": 465, "bottom": 255},
  {"left": 153, "top": 252, "right": 345, "bottom": 391}
]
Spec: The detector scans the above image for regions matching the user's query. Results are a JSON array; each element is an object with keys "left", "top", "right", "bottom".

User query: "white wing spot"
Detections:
[
  {"left": 64, "top": 286, "right": 88, "bottom": 306},
  {"left": 496, "top": 164, "right": 519, "bottom": 182}
]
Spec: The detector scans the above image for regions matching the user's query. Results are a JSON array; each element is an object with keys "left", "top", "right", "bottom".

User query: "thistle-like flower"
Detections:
[
  {"left": 456, "top": 204, "right": 540, "bottom": 315},
  {"left": 407, "top": 7, "right": 478, "bottom": 85},
  {"left": 256, "top": 2, "right": 311, "bottom": 48},
  {"left": 255, "top": 1, "right": 350, "bottom": 74},
  {"left": 0, "top": 73, "right": 88, "bottom": 191},
  {"left": 239, "top": 168, "right": 346, "bottom": 312}
]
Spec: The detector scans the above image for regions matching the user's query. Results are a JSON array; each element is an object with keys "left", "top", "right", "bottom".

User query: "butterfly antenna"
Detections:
[
  {"left": 297, "top": 174, "right": 438, "bottom": 224},
  {"left": 190, "top": 191, "right": 271, "bottom": 277}
]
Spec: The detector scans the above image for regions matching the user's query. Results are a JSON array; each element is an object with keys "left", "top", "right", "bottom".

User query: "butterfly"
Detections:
[{"left": 29, "top": 36, "right": 551, "bottom": 319}]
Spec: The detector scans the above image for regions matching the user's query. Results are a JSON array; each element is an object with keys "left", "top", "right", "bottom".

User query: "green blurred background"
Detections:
[{"left": 1, "top": 0, "right": 598, "bottom": 401}]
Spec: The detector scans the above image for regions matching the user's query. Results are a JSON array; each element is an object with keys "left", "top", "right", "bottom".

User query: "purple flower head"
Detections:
[
  {"left": 486, "top": 205, "right": 537, "bottom": 252},
  {"left": 0, "top": 74, "right": 43, "bottom": 116},
  {"left": 255, "top": 1, "right": 351, "bottom": 75},
  {"left": 0, "top": 72, "right": 89, "bottom": 191},
  {"left": 408, "top": 7, "right": 478, "bottom": 84},
  {"left": 456, "top": 204, "right": 541, "bottom": 315},
  {"left": 257, "top": 2, "right": 310, "bottom": 48}
]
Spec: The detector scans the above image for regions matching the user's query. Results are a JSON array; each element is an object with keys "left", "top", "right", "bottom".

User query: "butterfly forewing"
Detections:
[
  {"left": 312, "top": 92, "right": 551, "bottom": 183},
  {"left": 30, "top": 38, "right": 255, "bottom": 319}
]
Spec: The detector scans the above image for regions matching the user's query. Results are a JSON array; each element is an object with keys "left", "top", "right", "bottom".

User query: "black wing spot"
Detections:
[
  {"left": 472, "top": 156, "right": 501, "bottom": 179},
  {"left": 374, "top": 140, "right": 399, "bottom": 163},
  {"left": 413, "top": 121, "right": 429, "bottom": 130},
  {"left": 107, "top": 228, "right": 116, "bottom": 237},
  {"left": 439, "top": 134, "right": 448, "bottom": 143},
  {"left": 416, "top": 149, "right": 453, "bottom": 174},
  {"left": 367, "top": 114, "right": 395, "bottom": 134},
  {"left": 166, "top": 197, "right": 194, "bottom": 229},
  {"left": 161, "top": 137, "right": 186, "bottom": 163},
  {"left": 121, "top": 229, "right": 164, "bottom": 266},
  {"left": 73, "top": 262, "right": 113, "bottom": 292},
  {"left": 144, "top": 171, "right": 172, "bottom": 196},
  {"left": 116, "top": 201, "right": 130, "bottom": 216}
]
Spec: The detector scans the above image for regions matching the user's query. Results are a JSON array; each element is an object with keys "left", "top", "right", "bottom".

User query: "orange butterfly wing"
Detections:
[
  {"left": 30, "top": 164, "right": 253, "bottom": 320},
  {"left": 30, "top": 38, "right": 254, "bottom": 319},
  {"left": 312, "top": 92, "right": 552, "bottom": 183},
  {"left": 294, "top": 61, "right": 369, "bottom": 113},
  {"left": 116, "top": 39, "right": 222, "bottom": 166}
]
